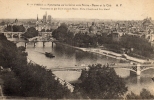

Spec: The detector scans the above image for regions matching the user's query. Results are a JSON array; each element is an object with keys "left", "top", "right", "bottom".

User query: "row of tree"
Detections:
[
  {"left": 5, "top": 25, "right": 39, "bottom": 39},
  {"left": 5, "top": 25, "right": 25, "bottom": 32}
]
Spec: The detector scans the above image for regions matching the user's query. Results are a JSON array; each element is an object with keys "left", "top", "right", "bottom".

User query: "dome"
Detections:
[
  {"left": 15, "top": 19, "right": 18, "bottom": 23},
  {"left": 89, "top": 26, "right": 97, "bottom": 31},
  {"left": 143, "top": 18, "right": 152, "bottom": 26},
  {"left": 89, "top": 22, "right": 97, "bottom": 33}
]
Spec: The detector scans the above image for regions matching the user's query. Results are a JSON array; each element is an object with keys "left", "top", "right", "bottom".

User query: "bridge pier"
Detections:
[
  {"left": 136, "top": 64, "right": 141, "bottom": 76},
  {"left": 43, "top": 41, "right": 45, "bottom": 47},
  {"left": 3, "top": 33, "right": 6, "bottom": 37},
  {"left": 24, "top": 42, "right": 27, "bottom": 48},
  {"left": 11, "top": 33, "right": 13, "bottom": 38},
  {"left": 137, "top": 75, "right": 140, "bottom": 85},
  {"left": 34, "top": 42, "right": 36, "bottom": 47},
  {"left": 52, "top": 42, "right": 53, "bottom": 48},
  {"left": 18, "top": 33, "right": 21, "bottom": 38}
]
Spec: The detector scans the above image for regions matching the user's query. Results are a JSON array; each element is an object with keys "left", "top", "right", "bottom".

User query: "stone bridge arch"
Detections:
[
  {"left": 114, "top": 67, "right": 137, "bottom": 73},
  {"left": 114, "top": 64, "right": 154, "bottom": 76},
  {"left": 12, "top": 32, "right": 19, "bottom": 38},
  {"left": 3, "top": 32, "right": 24, "bottom": 38},
  {"left": 39, "top": 32, "right": 52, "bottom": 37},
  {"left": 141, "top": 67, "right": 154, "bottom": 73}
]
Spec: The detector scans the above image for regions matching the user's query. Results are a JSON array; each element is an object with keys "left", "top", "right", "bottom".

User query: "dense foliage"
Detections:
[
  {"left": 74, "top": 33, "right": 98, "bottom": 47},
  {"left": 75, "top": 64, "right": 128, "bottom": 99},
  {"left": 5, "top": 25, "right": 25, "bottom": 32},
  {"left": 0, "top": 34, "right": 17, "bottom": 68},
  {"left": 41, "top": 29, "right": 53, "bottom": 32},
  {"left": 126, "top": 89, "right": 154, "bottom": 99},
  {"left": 120, "top": 35, "right": 153, "bottom": 57},
  {"left": 52, "top": 24, "right": 98, "bottom": 47},
  {"left": 52, "top": 23, "right": 69, "bottom": 41},
  {"left": 23, "top": 27, "right": 38, "bottom": 38},
  {"left": 0, "top": 33, "right": 71, "bottom": 98}
]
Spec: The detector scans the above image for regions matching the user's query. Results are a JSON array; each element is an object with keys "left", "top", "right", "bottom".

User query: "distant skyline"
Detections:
[{"left": 0, "top": 0, "right": 154, "bottom": 20}]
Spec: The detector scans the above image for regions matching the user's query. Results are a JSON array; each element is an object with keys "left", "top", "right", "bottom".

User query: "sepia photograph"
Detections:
[{"left": 0, "top": 0, "right": 154, "bottom": 99}]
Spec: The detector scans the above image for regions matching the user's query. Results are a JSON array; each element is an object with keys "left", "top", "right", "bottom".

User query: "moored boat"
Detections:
[{"left": 45, "top": 52, "right": 55, "bottom": 58}]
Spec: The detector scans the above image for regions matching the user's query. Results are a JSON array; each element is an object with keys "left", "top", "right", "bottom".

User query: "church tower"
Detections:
[
  {"left": 46, "top": 11, "right": 47, "bottom": 22},
  {"left": 37, "top": 14, "right": 39, "bottom": 21},
  {"left": 36, "top": 14, "right": 39, "bottom": 31},
  {"left": 36, "top": 14, "right": 39, "bottom": 25}
]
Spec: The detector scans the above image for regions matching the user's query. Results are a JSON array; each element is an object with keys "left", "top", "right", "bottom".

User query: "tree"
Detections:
[
  {"left": 5, "top": 25, "right": 25, "bottom": 32},
  {"left": 46, "top": 29, "right": 53, "bottom": 32},
  {"left": 77, "top": 64, "right": 128, "bottom": 99},
  {"left": 18, "top": 25, "right": 25, "bottom": 32},
  {"left": 126, "top": 88, "right": 154, "bottom": 99},
  {"left": 120, "top": 35, "right": 153, "bottom": 57},
  {"left": 0, "top": 34, "right": 72, "bottom": 98},
  {"left": 23, "top": 27, "right": 38, "bottom": 38},
  {"left": 0, "top": 21, "right": 5, "bottom": 25},
  {"left": 5, "top": 25, "right": 12, "bottom": 32},
  {"left": 74, "top": 33, "right": 98, "bottom": 47},
  {"left": 12, "top": 25, "right": 18, "bottom": 32},
  {"left": 2, "top": 71, "right": 22, "bottom": 96},
  {"left": 41, "top": 29, "right": 45, "bottom": 32},
  {"left": 52, "top": 23, "right": 68, "bottom": 41},
  {"left": 0, "top": 34, "right": 18, "bottom": 68},
  {"left": 65, "top": 31, "right": 74, "bottom": 45}
]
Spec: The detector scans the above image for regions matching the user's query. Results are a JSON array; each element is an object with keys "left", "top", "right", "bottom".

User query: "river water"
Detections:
[{"left": 8, "top": 38, "right": 154, "bottom": 95}]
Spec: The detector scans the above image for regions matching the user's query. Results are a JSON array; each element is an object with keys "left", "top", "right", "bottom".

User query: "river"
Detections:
[{"left": 8, "top": 38, "right": 154, "bottom": 95}]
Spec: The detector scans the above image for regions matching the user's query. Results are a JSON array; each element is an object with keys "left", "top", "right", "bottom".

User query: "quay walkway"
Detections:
[
  {"left": 53, "top": 42, "right": 152, "bottom": 64},
  {"left": 79, "top": 48, "right": 152, "bottom": 64}
]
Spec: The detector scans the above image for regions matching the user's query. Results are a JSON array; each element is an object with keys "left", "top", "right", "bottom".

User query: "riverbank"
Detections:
[
  {"left": 10, "top": 36, "right": 151, "bottom": 64},
  {"left": 55, "top": 42, "right": 150, "bottom": 64}
]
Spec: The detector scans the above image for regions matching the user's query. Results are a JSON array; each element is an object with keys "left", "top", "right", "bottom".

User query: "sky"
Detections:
[{"left": 0, "top": 0, "right": 154, "bottom": 20}]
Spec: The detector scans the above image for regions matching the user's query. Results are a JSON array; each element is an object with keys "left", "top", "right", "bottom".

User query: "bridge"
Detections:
[
  {"left": 51, "top": 66, "right": 88, "bottom": 72},
  {"left": 27, "top": 51, "right": 154, "bottom": 76},
  {"left": 107, "top": 63, "right": 154, "bottom": 76},
  {"left": 38, "top": 32, "right": 52, "bottom": 37},
  {"left": 15, "top": 40, "right": 56, "bottom": 48},
  {"left": 50, "top": 63, "right": 154, "bottom": 76},
  {"left": 9, "top": 35, "right": 57, "bottom": 47},
  {"left": 2, "top": 32, "right": 52, "bottom": 38},
  {"left": 3, "top": 32, "right": 24, "bottom": 38},
  {"left": 27, "top": 59, "right": 154, "bottom": 92}
]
